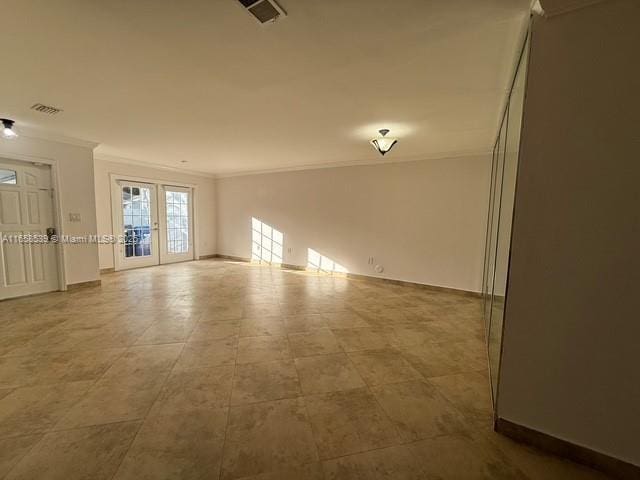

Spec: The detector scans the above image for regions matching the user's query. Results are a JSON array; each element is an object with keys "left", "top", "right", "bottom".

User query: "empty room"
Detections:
[{"left": 0, "top": 0, "right": 638, "bottom": 479}]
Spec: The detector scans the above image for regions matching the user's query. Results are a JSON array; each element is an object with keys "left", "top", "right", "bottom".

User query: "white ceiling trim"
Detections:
[
  {"left": 537, "top": 0, "right": 606, "bottom": 17},
  {"left": 213, "top": 148, "right": 492, "bottom": 179},
  {"left": 20, "top": 126, "right": 100, "bottom": 150},
  {"left": 94, "top": 153, "right": 217, "bottom": 179}
]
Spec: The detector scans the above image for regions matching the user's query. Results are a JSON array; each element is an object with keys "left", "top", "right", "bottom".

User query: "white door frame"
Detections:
[
  {"left": 0, "top": 151, "right": 67, "bottom": 292},
  {"left": 109, "top": 173, "right": 199, "bottom": 271}
]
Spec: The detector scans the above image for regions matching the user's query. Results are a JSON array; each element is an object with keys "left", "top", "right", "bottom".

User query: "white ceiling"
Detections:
[{"left": 0, "top": 0, "right": 529, "bottom": 175}]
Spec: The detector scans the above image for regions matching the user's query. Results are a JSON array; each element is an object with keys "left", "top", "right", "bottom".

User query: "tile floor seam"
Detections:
[
  {"left": 286, "top": 333, "right": 322, "bottom": 467},
  {"left": 41, "top": 347, "right": 134, "bottom": 433},
  {"left": 0, "top": 433, "right": 45, "bottom": 480},
  {"left": 217, "top": 330, "right": 240, "bottom": 480},
  {"left": 105, "top": 420, "right": 146, "bottom": 480}
]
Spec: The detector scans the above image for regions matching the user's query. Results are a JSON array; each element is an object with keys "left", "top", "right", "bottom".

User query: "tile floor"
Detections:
[{"left": 0, "top": 260, "right": 609, "bottom": 479}]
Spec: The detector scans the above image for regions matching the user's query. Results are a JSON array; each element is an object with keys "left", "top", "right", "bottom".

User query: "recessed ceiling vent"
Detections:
[
  {"left": 31, "top": 103, "right": 63, "bottom": 115},
  {"left": 237, "top": 0, "right": 286, "bottom": 24}
]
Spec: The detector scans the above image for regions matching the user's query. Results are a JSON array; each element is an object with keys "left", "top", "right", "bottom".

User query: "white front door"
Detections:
[
  {"left": 159, "top": 185, "right": 194, "bottom": 264},
  {"left": 114, "top": 181, "right": 160, "bottom": 270},
  {"left": 0, "top": 160, "right": 59, "bottom": 300}
]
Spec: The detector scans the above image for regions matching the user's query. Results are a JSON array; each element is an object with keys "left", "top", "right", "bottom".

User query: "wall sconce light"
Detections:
[
  {"left": 1, "top": 119, "right": 18, "bottom": 139},
  {"left": 370, "top": 129, "right": 397, "bottom": 156}
]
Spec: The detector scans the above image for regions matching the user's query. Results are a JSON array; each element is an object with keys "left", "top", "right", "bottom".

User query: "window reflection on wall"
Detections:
[
  {"left": 251, "top": 217, "right": 283, "bottom": 264},
  {"left": 307, "top": 248, "right": 347, "bottom": 274}
]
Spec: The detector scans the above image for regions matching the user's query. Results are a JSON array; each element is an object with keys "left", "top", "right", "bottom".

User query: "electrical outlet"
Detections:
[
  {"left": 287, "top": 247, "right": 293, "bottom": 253},
  {"left": 68, "top": 213, "right": 81, "bottom": 222}
]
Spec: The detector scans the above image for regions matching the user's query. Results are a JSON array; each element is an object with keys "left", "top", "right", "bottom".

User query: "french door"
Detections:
[
  {"left": 113, "top": 180, "right": 193, "bottom": 271},
  {"left": 116, "top": 181, "right": 160, "bottom": 270},
  {"left": 159, "top": 185, "right": 193, "bottom": 264}
]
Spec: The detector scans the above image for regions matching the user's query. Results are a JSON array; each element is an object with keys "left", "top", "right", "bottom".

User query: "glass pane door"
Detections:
[
  {"left": 118, "top": 182, "right": 159, "bottom": 269},
  {"left": 160, "top": 186, "right": 193, "bottom": 264}
]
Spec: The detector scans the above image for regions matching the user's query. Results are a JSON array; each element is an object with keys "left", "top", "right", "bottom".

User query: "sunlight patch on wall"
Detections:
[
  {"left": 307, "top": 248, "right": 348, "bottom": 274},
  {"left": 251, "top": 217, "right": 283, "bottom": 264}
]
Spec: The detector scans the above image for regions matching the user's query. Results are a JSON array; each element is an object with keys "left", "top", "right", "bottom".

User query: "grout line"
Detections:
[
  {"left": 217, "top": 321, "right": 240, "bottom": 480},
  {"left": 107, "top": 342, "right": 187, "bottom": 480}
]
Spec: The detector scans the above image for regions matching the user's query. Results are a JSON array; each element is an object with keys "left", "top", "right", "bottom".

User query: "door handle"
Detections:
[{"left": 46, "top": 227, "right": 57, "bottom": 242}]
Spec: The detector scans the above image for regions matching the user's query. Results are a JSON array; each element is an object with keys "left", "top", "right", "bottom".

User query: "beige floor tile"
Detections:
[
  {"left": 0, "top": 381, "right": 93, "bottom": 437},
  {"left": 173, "top": 337, "right": 237, "bottom": 370},
  {"left": 231, "top": 360, "right": 301, "bottom": 405},
  {"left": 304, "top": 387, "right": 400, "bottom": 459},
  {"left": 421, "top": 319, "right": 476, "bottom": 343},
  {"left": 348, "top": 349, "right": 423, "bottom": 386},
  {"left": 288, "top": 329, "right": 342, "bottom": 357},
  {"left": 371, "top": 380, "right": 467, "bottom": 442},
  {"left": 385, "top": 324, "right": 439, "bottom": 346},
  {"left": 235, "top": 463, "right": 326, "bottom": 480},
  {"left": 323, "top": 444, "right": 425, "bottom": 479},
  {"left": 240, "top": 317, "right": 286, "bottom": 337},
  {"left": 237, "top": 336, "right": 291, "bottom": 364},
  {"left": 0, "top": 349, "right": 125, "bottom": 389},
  {"left": 55, "top": 375, "right": 168, "bottom": 429},
  {"left": 189, "top": 320, "right": 240, "bottom": 341},
  {"left": 242, "top": 303, "right": 282, "bottom": 318},
  {"left": 150, "top": 365, "right": 234, "bottom": 415},
  {"left": 400, "top": 341, "right": 486, "bottom": 379},
  {"left": 0, "top": 435, "right": 42, "bottom": 478},
  {"left": 408, "top": 433, "right": 530, "bottom": 479},
  {"left": 294, "top": 354, "right": 365, "bottom": 394},
  {"left": 113, "top": 409, "right": 228, "bottom": 480},
  {"left": 134, "top": 319, "right": 197, "bottom": 345},
  {"left": 5, "top": 421, "right": 140, "bottom": 480},
  {"left": 428, "top": 371, "right": 493, "bottom": 427},
  {"left": 233, "top": 462, "right": 325, "bottom": 480},
  {"left": 101, "top": 344, "right": 184, "bottom": 380},
  {"left": 0, "top": 388, "right": 14, "bottom": 401},
  {"left": 283, "top": 314, "right": 328, "bottom": 333},
  {"left": 322, "top": 311, "right": 371, "bottom": 329},
  {"left": 222, "top": 398, "right": 318, "bottom": 479},
  {"left": 331, "top": 327, "right": 393, "bottom": 352},
  {"left": 201, "top": 304, "right": 244, "bottom": 321}
]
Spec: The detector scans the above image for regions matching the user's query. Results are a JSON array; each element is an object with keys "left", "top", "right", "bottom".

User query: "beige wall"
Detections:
[
  {"left": 216, "top": 155, "right": 491, "bottom": 292},
  {"left": 93, "top": 158, "right": 216, "bottom": 270},
  {"left": 0, "top": 136, "right": 100, "bottom": 286},
  {"left": 498, "top": 0, "right": 640, "bottom": 466}
]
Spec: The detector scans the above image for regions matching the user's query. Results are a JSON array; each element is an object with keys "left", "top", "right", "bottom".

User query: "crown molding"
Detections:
[
  {"left": 213, "top": 149, "right": 492, "bottom": 179},
  {"left": 94, "top": 153, "right": 217, "bottom": 179},
  {"left": 19, "top": 126, "right": 100, "bottom": 150},
  {"left": 537, "top": 0, "right": 606, "bottom": 17}
]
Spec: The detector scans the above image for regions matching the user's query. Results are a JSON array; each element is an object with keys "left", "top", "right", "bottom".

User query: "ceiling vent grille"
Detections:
[
  {"left": 237, "top": 0, "right": 286, "bottom": 24},
  {"left": 31, "top": 103, "right": 63, "bottom": 115}
]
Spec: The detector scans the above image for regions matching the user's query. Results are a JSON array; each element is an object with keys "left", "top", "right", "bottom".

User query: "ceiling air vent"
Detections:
[
  {"left": 31, "top": 103, "right": 63, "bottom": 115},
  {"left": 237, "top": 0, "right": 286, "bottom": 24}
]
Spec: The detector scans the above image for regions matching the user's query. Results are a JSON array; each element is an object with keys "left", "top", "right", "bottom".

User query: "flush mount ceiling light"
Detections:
[
  {"left": 370, "top": 129, "right": 397, "bottom": 156},
  {"left": 1, "top": 119, "right": 18, "bottom": 140}
]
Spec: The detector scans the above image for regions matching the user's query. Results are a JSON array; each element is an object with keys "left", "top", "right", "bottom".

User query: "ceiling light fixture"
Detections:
[
  {"left": 370, "top": 129, "right": 397, "bottom": 156},
  {"left": 1, "top": 119, "right": 18, "bottom": 139}
]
